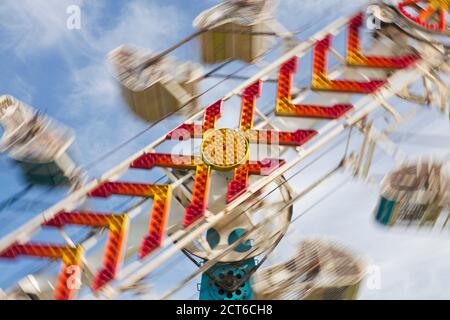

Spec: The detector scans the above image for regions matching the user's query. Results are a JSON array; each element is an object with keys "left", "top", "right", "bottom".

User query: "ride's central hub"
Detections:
[{"left": 201, "top": 128, "right": 249, "bottom": 171}]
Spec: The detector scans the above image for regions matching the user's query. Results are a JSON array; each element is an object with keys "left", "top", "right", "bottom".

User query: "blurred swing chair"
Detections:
[
  {"left": 109, "top": 45, "right": 203, "bottom": 124},
  {"left": 193, "top": 0, "right": 277, "bottom": 64},
  {"left": 0, "top": 95, "right": 80, "bottom": 187},
  {"left": 252, "top": 238, "right": 366, "bottom": 300},
  {"left": 374, "top": 159, "right": 450, "bottom": 228}
]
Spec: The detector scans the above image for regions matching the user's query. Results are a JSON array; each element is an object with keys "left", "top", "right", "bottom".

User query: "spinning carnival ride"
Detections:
[
  {"left": 0, "top": 0, "right": 449, "bottom": 300},
  {"left": 0, "top": 96, "right": 81, "bottom": 188}
]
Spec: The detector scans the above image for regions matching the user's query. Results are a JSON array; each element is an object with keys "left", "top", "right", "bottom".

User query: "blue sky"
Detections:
[{"left": 0, "top": 0, "right": 450, "bottom": 299}]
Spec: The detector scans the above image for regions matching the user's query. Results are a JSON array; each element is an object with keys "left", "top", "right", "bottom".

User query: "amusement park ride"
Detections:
[{"left": 0, "top": 0, "right": 449, "bottom": 300}]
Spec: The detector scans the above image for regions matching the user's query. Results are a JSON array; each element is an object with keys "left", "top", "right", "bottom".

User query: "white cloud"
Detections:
[
  {"left": 66, "top": 0, "right": 187, "bottom": 108},
  {"left": 0, "top": 0, "right": 87, "bottom": 56},
  {"left": 277, "top": 0, "right": 369, "bottom": 32},
  {"left": 91, "top": 1, "right": 186, "bottom": 52},
  {"left": 0, "top": 0, "right": 186, "bottom": 104},
  {"left": 0, "top": 0, "right": 189, "bottom": 163}
]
